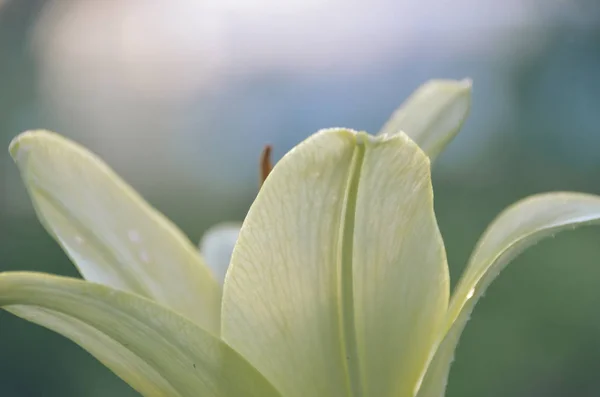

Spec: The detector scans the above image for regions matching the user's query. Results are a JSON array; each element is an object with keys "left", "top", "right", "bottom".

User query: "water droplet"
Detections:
[
  {"left": 466, "top": 288, "right": 475, "bottom": 300},
  {"left": 139, "top": 250, "right": 150, "bottom": 263},
  {"left": 128, "top": 229, "right": 142, "bottom": 243}
]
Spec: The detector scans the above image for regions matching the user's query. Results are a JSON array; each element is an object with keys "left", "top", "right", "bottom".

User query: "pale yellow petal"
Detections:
[
  {"left": 10, "top": 131, "right": 221, "bottom": 332},
  {"left": 0, "top": 272, "right": 281, "bottom": 397},
  {"left": 378, "top": 79, "right": 472, "bottom": 160},
  {"left": 416, "top": 193, "right": 600, "bottom": 397},
  {"left": 222, "top": 129, "right": 449, "bottom": 397},
  {"left": 199, "top": 222, "right": 241, "bottom": 284}
]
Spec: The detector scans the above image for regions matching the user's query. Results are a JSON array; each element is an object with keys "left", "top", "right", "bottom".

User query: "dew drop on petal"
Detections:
[
  {"left": 128, "top": 229, "right": 142, "bottom": 243},
  {"left": 139, "top": 250, "right": 150, "bottom": 263},
  {"left": 466, "top": 288, "right": 475, "bottom": 300}
]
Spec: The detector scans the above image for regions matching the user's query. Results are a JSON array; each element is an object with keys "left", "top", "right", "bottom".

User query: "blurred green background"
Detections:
[{"left": 1, "top": 1, "right": 600, "bottom": 396}]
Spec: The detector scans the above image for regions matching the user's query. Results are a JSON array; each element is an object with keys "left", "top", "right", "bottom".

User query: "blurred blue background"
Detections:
[{"left": 1, "top": 0, "right": 600, "bottom": 396}]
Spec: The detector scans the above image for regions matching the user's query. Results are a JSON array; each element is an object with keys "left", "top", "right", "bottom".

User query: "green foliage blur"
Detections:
[{"left": 1, "top": 1, "right": 600, "bottom": 396}]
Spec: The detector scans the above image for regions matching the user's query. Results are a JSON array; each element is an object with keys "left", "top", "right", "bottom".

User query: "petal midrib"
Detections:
[{"left": 336, "top": 133, "right": 367, "bottom": 397}]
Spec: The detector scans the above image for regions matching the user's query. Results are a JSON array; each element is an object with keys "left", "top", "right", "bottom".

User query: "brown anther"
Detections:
[{"left": 260, "top": 144, "right": 273, "bottom": 188}]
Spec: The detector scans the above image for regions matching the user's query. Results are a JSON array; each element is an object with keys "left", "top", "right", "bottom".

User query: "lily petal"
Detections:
[
  {"left": 378, "top": 79, "right": 472, "bottom": 161},
  {"left": 415, "top": 192, "right": 600, "bottom": 397},
  {"left": 222, "top": 129, "right": 449, "bottom": 397},
  {"left": 9, "top": 131, "right": 221, "bottom": 332},
  {"left": 199, "top": 222, "right": 241, "bottom": 284},
  {"left": 0, "top": 272, "right": 281, "bottom": 397}
]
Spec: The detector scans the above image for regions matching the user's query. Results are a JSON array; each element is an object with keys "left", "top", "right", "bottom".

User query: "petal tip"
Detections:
[
  {"left": 420, "top": 78, "right": 472, "bottom": 106},
  {"left": 456, "top": 78, "right": 473, "bottom": 97},
  {"left": 427, "top": 78, "right": 472, "bottom": 92},
  {"left": 9, "top": 130, "right": 57, "bottom": 163},
  {"left": 458, "top": 77, "right": 473, "bottom": 89},
  {"left": 9, "top": 132, "right": 33, "bottom": 163}
]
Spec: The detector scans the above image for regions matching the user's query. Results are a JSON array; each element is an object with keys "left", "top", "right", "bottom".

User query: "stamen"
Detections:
[{"left": 260, "top": 144, "right": 273, "bottom": 188}]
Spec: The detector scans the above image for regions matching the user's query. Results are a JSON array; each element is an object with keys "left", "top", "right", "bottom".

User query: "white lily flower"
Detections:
[{"left": 2, "top": 80, "right": 599, "bottom": 397}]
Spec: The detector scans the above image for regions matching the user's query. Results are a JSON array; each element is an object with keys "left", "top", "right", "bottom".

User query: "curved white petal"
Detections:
[
  {"left": 10, "top": 131, "right": 221, "bottom": 332},
  {"left": 199, "top": 222, "right": 241, "bottom": 284},
  {"left": 12, "top": 306, "right": 181, "bottom": 396},
  {"left": 0, "top": 272, "right": 281, "bottom": 397},
  {"left": 416, "top": 192, "right": 600, "bottom": 397},
  {"left": 378, "top": 79, "right": 472, "bottom": 161},
  {"left": 222, "top": 129, "right": 449, "bottom": 397}
]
